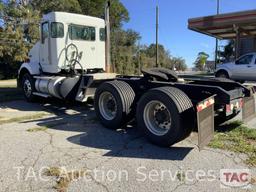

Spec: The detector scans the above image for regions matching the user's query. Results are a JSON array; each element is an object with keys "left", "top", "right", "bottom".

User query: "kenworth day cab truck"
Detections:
[{"left": 18, "top": 3, "right": 256, "bottom": 148}]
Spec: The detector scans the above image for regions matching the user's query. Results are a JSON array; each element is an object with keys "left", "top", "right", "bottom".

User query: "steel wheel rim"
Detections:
[
  {"left": 23, "top": 79, "right": 32, "bottom": 98},
  {"left": 98, "top": 91, "right": 117, "bottom": 120},
  {"left": 143, "top": 100, "right": 171, "bottom": 136}
]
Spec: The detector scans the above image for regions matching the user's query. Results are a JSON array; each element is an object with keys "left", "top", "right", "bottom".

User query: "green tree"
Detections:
[
  {"left": 0, "top": 0, "right": 129, "bottom": 78},
  {"left": 0, "top": 0, "right": 40, "bottom": 79},
  {"left": 30, "top": 0, "right": 82, "bottom": 14},
  {"left": 142, "top": 44, "right": 171, "bottom": 68},
  {"left": 0, "top": 0, "right": 3, "bottom": 11},
  {"left": 194, "top": 52, "right": 209, "bottom": 71},
  {"left": 218, "top": 40, "right": 235, "bottom": 63},
  {"left": 138, "top": 43, "right": 187, "bottom": 71},
  {"left": 111, "top": 29, "right": 140, "bottom": 74},
  {"left": 170, "top": 57, "right": 187, "bottom": 71},
  {"left": 31, "top": 0, "right": 129, "bottom": 29},
  {"left": 0, "top": 0, "right": 187, "bottom": 78}
]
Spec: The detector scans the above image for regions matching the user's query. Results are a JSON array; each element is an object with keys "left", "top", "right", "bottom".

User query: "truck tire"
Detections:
[
  {"left": 21, "top": 73, "right": 37, "bottom": 102},
  {"left": 95, "top": 80, "right": 135, "bottom": 130},
  {"left": 136, "top": 87, "right": 195, "bottom": 147}
]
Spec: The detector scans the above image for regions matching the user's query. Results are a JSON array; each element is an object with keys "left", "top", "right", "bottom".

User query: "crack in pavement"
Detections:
[
  {"left": 202, "top": 148, "right": 247, "bottom": 167},
  {"left": 86, "top": 172, "right": 110, "bottom": 192},
  {"left": 93, "top": 135, "right": 143, "bottom": 170}
]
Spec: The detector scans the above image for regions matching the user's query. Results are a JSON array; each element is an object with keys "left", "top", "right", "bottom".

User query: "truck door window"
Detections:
[
  {"left": 51, "top": 22, "right": 64, "bottom": 38},
  {"left": 68, "top": 24, "right": 95, "bottom": 41},
  {"left": 236, "top": 55, "right": 253, "bottom": 65},
  {"left": 100, "top": 28, "right": 106, "bottom": 41},
  {"left": 41, "top": 22, "right": 49, "bottom": 44}
]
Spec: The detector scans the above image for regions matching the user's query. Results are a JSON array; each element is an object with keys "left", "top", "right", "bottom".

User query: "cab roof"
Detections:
[{"left": 42, "top": 12, "right": 105, "bottom": 27}]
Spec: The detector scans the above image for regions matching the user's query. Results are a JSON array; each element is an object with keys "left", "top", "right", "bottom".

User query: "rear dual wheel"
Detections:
[
  {"left": 136, "top": 87, "right": 195, "bottom": 147},
  {"left": 95, "top": 82, "right": 195, "bottom": 147},
  {"left": 94, "top": 81, "right": 135, "bottom": 130}
]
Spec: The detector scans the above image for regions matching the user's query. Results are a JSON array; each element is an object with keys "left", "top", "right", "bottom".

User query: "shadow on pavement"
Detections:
[
  {"left": 67, "top": 126, "right": 193, "bottom": 160},
  {"left": 4, "top": 98, "right": 194, "bottom": 161},
  {"left": 0, "top": 96, "right": 93, "bottom": 115},
  {"left": 0, "top": 87, "right": 23, "bottom": 102}
]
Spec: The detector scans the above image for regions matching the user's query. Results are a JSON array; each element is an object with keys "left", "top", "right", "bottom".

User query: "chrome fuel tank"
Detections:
[{"left": 35, "top": 76, "right": 65, "bottom": 99}]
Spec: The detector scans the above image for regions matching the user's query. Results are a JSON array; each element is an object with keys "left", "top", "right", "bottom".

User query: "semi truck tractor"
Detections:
[
  {"left": 17, "top": 5, "right": 256, "bottom": 148},
  {"left": 18, "top": 10, "right": 116, "bottom": 103}
]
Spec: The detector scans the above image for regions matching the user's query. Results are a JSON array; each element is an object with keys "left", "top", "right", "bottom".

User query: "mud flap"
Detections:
[
  {"left": 196, "top": 95, "right": 215, "bottom": 150},
  {"left": 242, "top": 95, "right": 256, "bottom": 122}
]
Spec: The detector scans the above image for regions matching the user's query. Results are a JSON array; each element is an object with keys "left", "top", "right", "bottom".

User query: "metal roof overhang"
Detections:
[{"left": 188, "top": 9, "right": 256, "bottom": 39}]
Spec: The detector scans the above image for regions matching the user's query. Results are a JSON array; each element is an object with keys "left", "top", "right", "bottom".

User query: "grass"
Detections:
[
  {"left": 0, "top": 112, "right": 49, "bottom": 125},
  {"left": 209, "top": 121, "right": 256, "bottom": 167},
  {"left": 26, "top": 122, "right": 69, "bottom": 132},
  {"left": 44, "top": 167, "right": 63, "bottom": 177},
  {"left": 27, "top": 126, "right": 48, "bottom": 132},
  {"left": 251, "top": 177, "right": 256, "bottom": 185},
  {"left": 176, "top": 171, "right": 186, "bottom": 182},
  {"left": 0, "top": 79, "right": 23, "bottom": 102},
  {"left": 0, "top": 79, "right": 17, "bottom": 88},
  {"left": 44, "top": 167, "right": 86, "bottom": 192}
]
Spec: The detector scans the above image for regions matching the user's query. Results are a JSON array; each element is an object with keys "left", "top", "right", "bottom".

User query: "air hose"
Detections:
[{"left": 65, "top": 43, "right": 85, "bottom": 75}]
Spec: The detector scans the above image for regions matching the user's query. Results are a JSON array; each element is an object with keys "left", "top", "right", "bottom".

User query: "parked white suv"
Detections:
[{"left": 215, "top": 52, "right": 256, "bottom": 81}]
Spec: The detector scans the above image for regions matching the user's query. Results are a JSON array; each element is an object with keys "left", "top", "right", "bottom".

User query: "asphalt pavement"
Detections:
[{"left": 0, "top": 99, "right": 255, "bottom": 192}]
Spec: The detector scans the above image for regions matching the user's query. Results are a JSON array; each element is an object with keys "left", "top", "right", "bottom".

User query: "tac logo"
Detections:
[{"left": 220, "top": 169, "right": 252, "bottom": 189}]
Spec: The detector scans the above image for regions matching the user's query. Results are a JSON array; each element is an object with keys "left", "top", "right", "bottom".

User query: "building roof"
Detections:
[{"left": 188, "top": 9, "right": 256, "bottom": 39}]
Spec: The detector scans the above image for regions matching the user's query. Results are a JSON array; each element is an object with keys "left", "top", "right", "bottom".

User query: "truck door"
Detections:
[
  {"left": 232, "top": 54, "right": 254, "bottom": 80},
  {"left": 68, "top": 24, "right": 98, "bottom": 70},
  {"left": 40, "top": 22, "right": 50, "bottom": 68}
]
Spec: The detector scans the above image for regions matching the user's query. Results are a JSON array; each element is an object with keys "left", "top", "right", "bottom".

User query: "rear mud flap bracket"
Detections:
[
  {"left": 242, "top": 95, "right": 256, "bottom": 122},
  {"left": 196, "top": 95, "right": 215, "bottom": 150}
]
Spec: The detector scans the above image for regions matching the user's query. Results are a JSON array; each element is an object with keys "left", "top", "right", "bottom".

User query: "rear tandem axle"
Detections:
[{"left": 94, "top": 68, "right": 255, "bottom": 148}]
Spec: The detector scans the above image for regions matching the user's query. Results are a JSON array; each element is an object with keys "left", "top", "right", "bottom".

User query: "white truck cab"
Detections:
[
  {"left": 23, "top": 12, "right": 106, "bottom": 75},
  {"left": 18, "top": 10, "right": 116, "bottom": 102}
]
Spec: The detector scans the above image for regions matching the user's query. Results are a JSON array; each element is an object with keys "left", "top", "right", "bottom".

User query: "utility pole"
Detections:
[
  {"left": 214, "top": 0, "right": 220, "bottom": 69},
  {"left": 138, "top": 41, "right": 141, "bottom": 75},
  {"left": 156, "top": 5, "right": 159, "bottom": 68}
]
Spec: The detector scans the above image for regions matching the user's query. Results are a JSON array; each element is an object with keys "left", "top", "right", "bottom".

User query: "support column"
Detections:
[{"left": 234, "top": 25, "right": 241, "bottom": 59}]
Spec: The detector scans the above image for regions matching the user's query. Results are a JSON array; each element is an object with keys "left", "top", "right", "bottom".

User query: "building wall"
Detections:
[{"left": 240, "top": 37, "right": 256, "bottom": 55}]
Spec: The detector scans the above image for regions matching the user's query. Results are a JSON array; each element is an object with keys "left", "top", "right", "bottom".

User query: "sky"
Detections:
[{"left": 120, "top": 0, "right": 256, "bottom": 67}]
